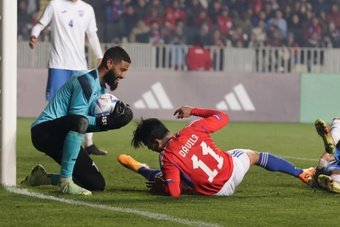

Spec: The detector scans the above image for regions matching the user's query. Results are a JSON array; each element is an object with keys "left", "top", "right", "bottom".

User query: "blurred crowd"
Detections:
[{"left": 18, "top": 0, "right": 340, "bottom": 48}]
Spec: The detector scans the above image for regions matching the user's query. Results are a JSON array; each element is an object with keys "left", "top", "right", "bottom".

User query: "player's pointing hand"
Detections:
[{"left": 173, "top": 106, "right": 193, "bottom": 119}]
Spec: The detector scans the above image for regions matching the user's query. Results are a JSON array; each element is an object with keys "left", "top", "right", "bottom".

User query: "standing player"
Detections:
[
  {"left": 29, "top": 0, "right": 106, "bottom": 155},
  {"left": 21, "top": 47, "right": 132, "bottom": 195},
  {"left": 119, "top": 105, "right": 314, "bottom": 197}
]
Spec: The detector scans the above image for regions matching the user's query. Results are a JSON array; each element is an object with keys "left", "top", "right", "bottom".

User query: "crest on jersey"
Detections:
[{"left": 68, "top": 20, "right": 73, "bottom": 27}]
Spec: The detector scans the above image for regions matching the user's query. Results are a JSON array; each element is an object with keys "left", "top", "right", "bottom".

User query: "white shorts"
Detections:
[
  {"left": 214, "top": 149, "right": 251, "bottom": 196},
  {"left": 331, "top": 118, "right": 340, "bottom": 145}
]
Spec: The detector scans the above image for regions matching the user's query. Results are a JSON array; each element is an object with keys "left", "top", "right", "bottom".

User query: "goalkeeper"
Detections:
[
  {"left": 21, "top": 46, "right": 133, "bottom": 195},
  {"left": 118, "top": 106, "right": 315, "bottom": 197}
]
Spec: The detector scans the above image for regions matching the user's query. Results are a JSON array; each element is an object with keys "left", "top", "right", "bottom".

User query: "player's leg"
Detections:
[
  {"left": 58, "top": 115, "right": 92, "bottom": 195},
  {"left": 30, "top": 115, "right": 92, "bottom": 195},
  {"left": 215, "top": 149, "right": 251, "bottom": 196},
  {"left": 46, "top": 69, "right": 74, "bottom": 101},
  {"left": 315, "top": 118, "right": 336, "bottom": 154},
  {"left": 84, "top": 132, "right": 108, "bottom": 155},
  {"left": 72, "top": 147, "right": 105, "bottom": 191},
  {"left": 330, "top": 118, "right": 340, "bottom": 160},
  {"left": 312, "top": 119, "right": 340, "bottom": 187},
  {"left": 25, "top": 119, "right": 66, "bottom": 187},
  {"left": 117, "top": 154, "right": 161, "bottom": 181},
  {"left": 249, "top": 150, "right": 315, "bottom": 185},
  {"left": 330, "top": 118, "right": 340, "bottom": 145}
]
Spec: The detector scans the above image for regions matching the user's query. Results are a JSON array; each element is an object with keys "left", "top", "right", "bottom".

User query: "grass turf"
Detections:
[{"left": 1, "top": 118, "right": 340, "bottom": 226}]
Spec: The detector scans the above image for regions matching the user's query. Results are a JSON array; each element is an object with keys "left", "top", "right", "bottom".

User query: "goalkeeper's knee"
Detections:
[{"left": 69, "top": 115, "right": 89, "bottom": 134}]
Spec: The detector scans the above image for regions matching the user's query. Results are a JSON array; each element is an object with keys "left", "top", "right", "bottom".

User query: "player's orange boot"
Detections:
[
  {"left": 298, "top": 167, "right": 316, "bottom": 186},
  {"left": 117, "top": 154, "right": 149, "bottom": 173},
  {"left": 315, "top": 119, "right": 336, "bottom": 154}
]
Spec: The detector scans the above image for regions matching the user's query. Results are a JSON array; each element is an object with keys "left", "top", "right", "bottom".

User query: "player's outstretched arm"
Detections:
[{"left": 173, "top": 106, "right": 193, "bottom": 119}]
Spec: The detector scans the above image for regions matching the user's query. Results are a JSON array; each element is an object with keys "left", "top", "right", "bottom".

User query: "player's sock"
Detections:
[
  {"left": 84, "top": 132, "right": 93, "bottom": 147},
  {"left": 60, "top": 131, "right": 84, "bottom": 178},
  {"left": 257, "top": 152, "right": 303, "bottom": 176},
  {"left": 138, "top": 167, "right": 162, "bottom": 181},
  {"left": 49, "top": 174, "right": 60, "bottom": 186}
]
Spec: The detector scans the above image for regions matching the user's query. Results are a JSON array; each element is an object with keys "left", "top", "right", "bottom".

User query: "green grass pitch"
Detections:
[{"left": 1, "top": 118, "right": 340, "bottom": 226}]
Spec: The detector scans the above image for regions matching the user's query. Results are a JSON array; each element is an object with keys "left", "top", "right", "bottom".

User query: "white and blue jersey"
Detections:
[
  {"left": 324, "top": 148, "right": 340, "bottom": 174},
  {"left": 32, "top": 69, "right": 106, "bottom": 128}
]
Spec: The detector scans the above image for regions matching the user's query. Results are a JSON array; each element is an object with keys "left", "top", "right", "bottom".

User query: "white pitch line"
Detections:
[
  {"left": 6, "top": 187, "right": 221, "bottom": 227},
  {"left": 281, "top": 156, "right": 318, "bottom": 162}
]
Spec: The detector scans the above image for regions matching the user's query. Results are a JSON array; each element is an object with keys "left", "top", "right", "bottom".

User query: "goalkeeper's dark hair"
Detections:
[
  {"left": 101, "top": 46, "right": 131, "bottom": 65},
  {"left": 131, "top": 118, "right": 169, "bottom": 149}
]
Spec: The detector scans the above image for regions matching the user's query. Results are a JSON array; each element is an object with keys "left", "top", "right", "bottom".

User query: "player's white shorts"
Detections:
[
  {"left": 214, "top": 149, "right": 251, "bottom": 196},
  {"left": 331, "top": 118, "right": 340, "bottom": 160},
  {"left": 331, "top": 118, "right": 340, "bottom": 145}
]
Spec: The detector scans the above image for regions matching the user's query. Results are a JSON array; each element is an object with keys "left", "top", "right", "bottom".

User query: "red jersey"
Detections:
[{"left": 160, "top": 108, "right": 233, "bottom": 197}]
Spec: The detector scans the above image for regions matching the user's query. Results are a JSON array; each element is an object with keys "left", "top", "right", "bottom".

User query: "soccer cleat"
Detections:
[
  {"left": 85, "top": 144, "right": 108, "bottom": 155},
  {"left": 298, "top": 167, "right": 316, "bottom": 186},
  {"left": 117, "top": 154, "right": 149, "bottom": 173},
  {"left": 58, "top": 178, "right": 92, "bottom": 196},
  {"left": 314, "top": 118, "right": 336, "bottom": 154},
  {"left": 310, "top": 168, "right": 324, "bottom": 188},
  {"left": 20, "top": 164, "right": 49, "bottom": 187},
  {"left": 317, "top": 174, "right": 340, "bottom": 193}
]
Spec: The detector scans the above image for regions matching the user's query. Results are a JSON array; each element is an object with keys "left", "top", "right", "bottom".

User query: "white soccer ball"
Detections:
[{"left": 91, "top": 93, "right": 119, "bottom": 116}]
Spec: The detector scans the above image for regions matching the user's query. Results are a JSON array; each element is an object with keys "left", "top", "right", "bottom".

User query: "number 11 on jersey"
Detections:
[{"left": 191, "top": 141, "right": 224, "bottom": 182}]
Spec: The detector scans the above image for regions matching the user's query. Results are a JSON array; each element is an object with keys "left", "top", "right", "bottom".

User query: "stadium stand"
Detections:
[
  {"left": 17, "top": 0, "right": 340, "bottom": 73},
  {"left": 18, "top": 0, "right": 340, "bottom": 48}
]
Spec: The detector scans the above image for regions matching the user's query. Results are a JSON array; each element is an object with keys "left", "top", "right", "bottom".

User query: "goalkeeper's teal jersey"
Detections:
[{"left": 32, "top": 69, "right": 106, "bottom": 128}]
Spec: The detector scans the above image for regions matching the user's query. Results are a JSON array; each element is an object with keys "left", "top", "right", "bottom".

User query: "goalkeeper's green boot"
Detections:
[
  {"left": 117, "top": 154, "right": 149, "bottom": 173},
  {"left": 20, "top": 164, "right": 49, "bottom": 187},
  {"left": 58, "top": 178, "right": 92, "bottom": 196},
  {"left": 317, "top": 174, "right": 340, "bottom": 193},
  {"left": 315, "top": 119, "right": 336, "bottom": 154}
]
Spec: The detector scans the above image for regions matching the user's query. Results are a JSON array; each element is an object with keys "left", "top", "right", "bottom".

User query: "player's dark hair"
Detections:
[
  {"left": 102, "top": 46, "right": 131, "bottom": 65},
  {"left": 131, "top": 118, "right": 169, "bottom": 149}
]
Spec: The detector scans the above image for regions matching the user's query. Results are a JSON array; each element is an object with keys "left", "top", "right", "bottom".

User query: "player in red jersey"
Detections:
[{"left": 120, "top": 106, "right": 315, "bottom": 197}]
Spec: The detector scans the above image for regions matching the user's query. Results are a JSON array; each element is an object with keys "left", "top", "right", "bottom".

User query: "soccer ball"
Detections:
[{"left": 91, "top": 93, "right": 119, "bottom": 116}]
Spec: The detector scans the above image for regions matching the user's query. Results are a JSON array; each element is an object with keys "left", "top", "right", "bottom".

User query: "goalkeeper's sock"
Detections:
[
  {"left": 49, "top": 174, "right": 60, "bottom": 186},
  {"left": 257, "top": 152, "right": 303, "bottom": 177},
  {"left": 138, "top": 167, "right": 162, "bottom": 181},
  {"left": 60, "top": 131, "right": 84, "bottom": 178},
  {"left": 84, "top": 132, "right": 94, "bottom": 147}
]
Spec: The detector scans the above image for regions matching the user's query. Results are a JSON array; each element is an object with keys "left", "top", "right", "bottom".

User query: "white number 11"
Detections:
[{"left": 191, "top": 141, "right": 224, "bottom": 182}]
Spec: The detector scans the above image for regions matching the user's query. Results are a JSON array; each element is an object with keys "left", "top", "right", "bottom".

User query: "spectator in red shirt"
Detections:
[
  {"left": 304, "top": 16, "right": 322, "bottom": 41},
  {"left": 217, "top": 7, "right": 233, "bottom": 36},
  {"left": 326, "top": 3, "right": 340, "bottom": 29},
  {"left": 164, "top": 0, "right": 186, "bottom": 27},
  {"left": 186, "top": 37, "right": 212, "bottom": 71},
  {"left": 194, "top": 9, "right": 212, "bottom": 28},
  {"left": 144, "top": 7, "right": 163, "bottom": 26}
]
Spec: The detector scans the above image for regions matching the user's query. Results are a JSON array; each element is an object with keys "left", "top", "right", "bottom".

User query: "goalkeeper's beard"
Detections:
[{"left": 103, "top": 71, "right": 119, "bottom": 91}]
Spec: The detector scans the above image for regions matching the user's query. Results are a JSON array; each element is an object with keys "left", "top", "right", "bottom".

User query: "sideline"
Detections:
[{"left": 6, "top": 186, "right": 220, "bottom": 227}]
